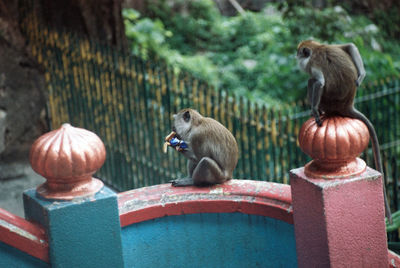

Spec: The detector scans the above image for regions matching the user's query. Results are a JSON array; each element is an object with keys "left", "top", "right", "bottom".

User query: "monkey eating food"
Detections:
[
  {"left": 296, "top": 40, "right": 392, "bottom": 223},
  {"left": 164, "top": 108, "right": 238, "bottom": 187}
]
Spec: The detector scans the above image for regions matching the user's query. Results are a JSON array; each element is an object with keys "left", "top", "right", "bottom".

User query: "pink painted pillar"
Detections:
[{"left": 291, "top": 116, "right": 388, "bottom": 267}]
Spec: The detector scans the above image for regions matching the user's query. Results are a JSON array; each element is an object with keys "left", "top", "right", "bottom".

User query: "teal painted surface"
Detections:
[
  {"left": 0, "top": 242, "right": 49, "bottom": 268},
  {"left": 122, "top": 213, "right": 297, "bottom": 268},
  {"left": 23, "top": 187, "right": 124, "bottom": 268}
]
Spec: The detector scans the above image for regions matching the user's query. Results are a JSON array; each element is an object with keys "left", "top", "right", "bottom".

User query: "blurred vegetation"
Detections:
[{"left": 123, "top": 0, "right": 400, "bottom": 106}]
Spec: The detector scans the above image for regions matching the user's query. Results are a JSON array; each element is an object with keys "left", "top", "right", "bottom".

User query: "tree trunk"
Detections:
[
  {"left": 0, "top": 0, "right": 126, "bottom": 162},
  {"left": 0, "top": 0, "right": 46, "bottom": 160},
  {"left": 34, "top": 0, "right": 127, "bottom": 49}
]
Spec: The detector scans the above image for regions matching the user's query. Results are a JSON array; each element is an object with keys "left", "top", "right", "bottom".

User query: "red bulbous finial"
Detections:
[
  {"left": 298, "top": 116, "right": 370, "bottom": 179},
  {"left": 29, "top": 123, "right": 105, "bottom": 200}
]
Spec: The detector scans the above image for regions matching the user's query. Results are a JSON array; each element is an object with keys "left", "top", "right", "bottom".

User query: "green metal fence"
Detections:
[{"left": 19, "top": 10, "right": 400, "bottom": 208}]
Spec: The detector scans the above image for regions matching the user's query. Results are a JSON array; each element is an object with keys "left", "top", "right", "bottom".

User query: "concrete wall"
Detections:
[
  {"left": 0, "top": 242, "right": 49, "bottom": 268},
  {"left": 122, "top": 213, "right": 297, "bottom": 268},
  {"left": 1, "top": 179, "right": 399, "bottom": 267}
]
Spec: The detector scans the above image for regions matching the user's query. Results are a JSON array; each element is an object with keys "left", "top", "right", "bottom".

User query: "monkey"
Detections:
[
  {"left": 168, "top": 108, "right": 238, "bottom": 187},
  {"left": 296, "top": 40, "right": 392, "bottom": 223}
]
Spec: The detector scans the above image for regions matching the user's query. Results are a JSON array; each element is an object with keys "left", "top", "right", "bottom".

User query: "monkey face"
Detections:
[
  {"left": 173, "top": 109, "right": 193, "bottom": 140},
  {"left": 297, "top": 46, "right": 312, "bottom": 71},
  {"left": 297, "top": 40, "right": 320, "bottom": 71}
]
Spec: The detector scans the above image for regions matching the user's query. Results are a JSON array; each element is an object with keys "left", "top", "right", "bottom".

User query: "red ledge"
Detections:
[
  {"left": 0, "top": 208, "right": 49, "bottom": 263},
  {"left": 118, "top": 179, "right": 293, "bottom": 227}
]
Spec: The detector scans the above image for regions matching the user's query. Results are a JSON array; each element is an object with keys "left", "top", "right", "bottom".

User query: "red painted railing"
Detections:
[{"left": 0, "top": 208, "right": 49, "bottom": 262}]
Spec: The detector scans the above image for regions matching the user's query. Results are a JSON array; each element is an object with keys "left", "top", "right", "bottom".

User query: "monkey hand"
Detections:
[
  {"left": 356, "top": 71, "right": 366, "bottom": 87},
  {"left": 163, "top": 132, "right": 188, "bottom": 153},
  {"left": 170, "top": 137, "right": 188, "bottom": 152},
  {"left": 176, "top": 142, "right": 188, "bottom": 152}
]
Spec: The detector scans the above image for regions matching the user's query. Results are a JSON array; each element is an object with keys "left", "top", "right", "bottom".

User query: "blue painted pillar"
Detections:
[{"left": 23, "top": 186, "right": 124, "bottom": 268}]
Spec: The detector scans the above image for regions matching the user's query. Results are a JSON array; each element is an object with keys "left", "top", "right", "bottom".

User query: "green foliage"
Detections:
[
  {"left": 372, "top": 6, "right": 400, "bottom": 40},
  {"left": 282, "top": 4, "right": 400, "bottom": 80},
  {"left": 123, "top": 9, "right": 172, "bottom": 60},
  {"left": 284, "top": 5, "right": 351, "bottom": 42},
  {"left": 146, "top": 0, "right": 221, "bottom": 54},
  {"left": 123, "top": 1, "right": 400, "bottom": 105}
]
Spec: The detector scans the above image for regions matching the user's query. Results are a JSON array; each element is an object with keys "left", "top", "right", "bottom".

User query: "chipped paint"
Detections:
[
  {"left": 119, "top": 191, "right": 289, "bottom": 214},
  {"left": 0, "top": 207, "right": 49, "bottom": 263},
  {"left": 209, "top": 187, "right": 224, "bottom": 195},
  {"left": 287, "top": 205, "right": 293, "bottom": 213},
  {"left": 22, "top": 185, "right": 122, "bottom": 266},
  {"left": 291, "top": 165, "right": 389, "bottom": 267},
  {"left": 389, "top": 250, "right": 400, "bottom": 268},
  {"left": 308, "top": 169, "right": 381, "bottom": 189},
  {"left": 118, "top": 179, "right": 293, "bottom": 227},
  {"left": 0, "top": 219, "right": 45, "bottom": 244}
]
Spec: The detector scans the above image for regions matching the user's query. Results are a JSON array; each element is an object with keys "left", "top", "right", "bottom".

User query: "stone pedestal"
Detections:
[
  {"left": 23, "top": 187, "right": 124, "bottom": 268},
  {"left": 290, "top": 167, "right": 388, "bottom": 267},
  {"left": 24, "top": 123, "right": 123, "bottom": 267}
]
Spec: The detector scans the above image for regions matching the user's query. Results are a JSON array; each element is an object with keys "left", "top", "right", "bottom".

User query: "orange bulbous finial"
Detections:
[
  {"left": 298, "top": 116, "right": 370, "bottom": 179},
  {"left": 29, "top": 123, "right": 105, "bottom": 200}
]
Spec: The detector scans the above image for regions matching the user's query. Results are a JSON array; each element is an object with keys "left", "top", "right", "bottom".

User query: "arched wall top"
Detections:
[{"left": 118, "top": 179, "right": 293, "bottom": 227}]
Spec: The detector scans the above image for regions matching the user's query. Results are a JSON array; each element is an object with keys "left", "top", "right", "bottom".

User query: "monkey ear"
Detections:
[{"left": 183, "top": 111, "right": 191, "bottom": 122}]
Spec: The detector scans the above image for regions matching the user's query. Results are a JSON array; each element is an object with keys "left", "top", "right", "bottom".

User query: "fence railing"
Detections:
[{"left": 19, "top": 9, "right": 400, "bottom": 210}]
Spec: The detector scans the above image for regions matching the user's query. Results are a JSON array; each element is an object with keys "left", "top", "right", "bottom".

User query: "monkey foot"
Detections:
[
  {"left": 171, "top": 178, "right": 194, "bottom": 187},
  {"left": 315, "top": 118, "right": 322, "bottom": 127}
]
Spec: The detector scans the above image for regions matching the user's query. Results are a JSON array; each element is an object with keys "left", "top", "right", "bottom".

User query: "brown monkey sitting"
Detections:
[
  {"left": 296, "top": 40, "right": 392, "bottom": 223},
  {"left": 166, "top": 108, "right": 238, "bottom": 187}
]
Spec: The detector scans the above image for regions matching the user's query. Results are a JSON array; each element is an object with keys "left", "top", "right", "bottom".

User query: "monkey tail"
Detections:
[{"left": 349, "top": 108, "right": 392, "bottom": 224}]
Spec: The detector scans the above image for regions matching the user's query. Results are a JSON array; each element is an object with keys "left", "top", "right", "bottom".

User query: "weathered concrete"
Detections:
[
  {"left": 290, "top": 167, "right": 388, "bottom": 267},
  {"left": 122, "top": 213, "right": 297, "bottom": 268},
  {"left": 119, "top": 180, "right": 297, "bottom": 268},
  {"left": 23, "top": 186, "right": 124, "bottom": 268},
  {"left": 118, "top": 179, "right": 293, "bottom": 226},
  {"left": 0, "top": 207, "right": 48, "bottom": 262}
]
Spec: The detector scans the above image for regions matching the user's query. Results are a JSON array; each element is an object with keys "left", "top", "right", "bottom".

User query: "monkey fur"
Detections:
[
  {"left": 297, "top": 40, "right": 392, "bottom": 223},
  {"left": 169, "top": 108, "right": 238, "bottom": 187}
]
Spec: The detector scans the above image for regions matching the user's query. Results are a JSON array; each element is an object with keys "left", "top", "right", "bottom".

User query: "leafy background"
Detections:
[{"left": 123, "top": 0, "right": 400, "bottom": 106}]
